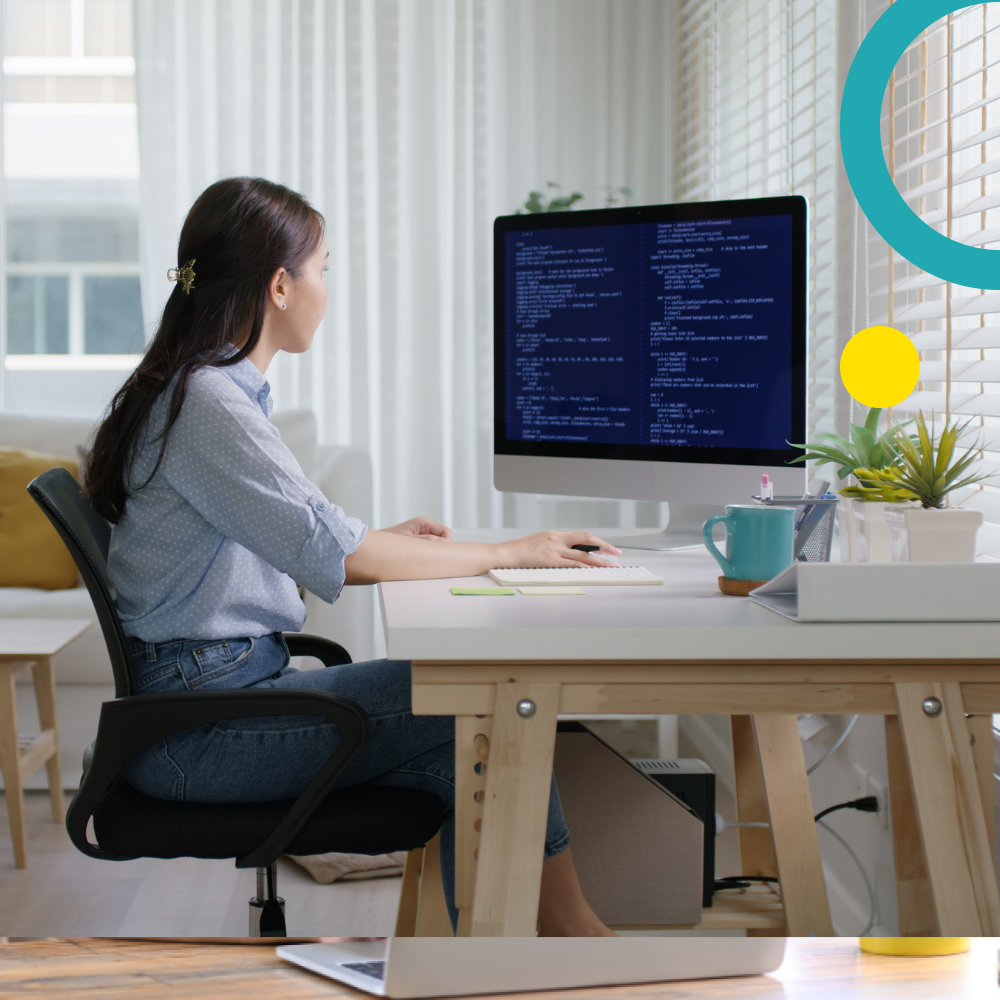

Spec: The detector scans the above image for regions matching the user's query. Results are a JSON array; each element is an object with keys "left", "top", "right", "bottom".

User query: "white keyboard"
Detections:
[{"left": 488, "top": 566, "right": 665, "bottom": 587}]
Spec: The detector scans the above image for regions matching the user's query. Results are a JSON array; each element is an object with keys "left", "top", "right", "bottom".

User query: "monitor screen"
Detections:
[{"left": 494, "top": 196, "right": 807, "bottom": 469}]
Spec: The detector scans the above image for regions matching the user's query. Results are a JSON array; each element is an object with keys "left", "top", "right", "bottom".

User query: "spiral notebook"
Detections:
[{"left": 488, "top": 566, "right": 664, "bottom": 587}]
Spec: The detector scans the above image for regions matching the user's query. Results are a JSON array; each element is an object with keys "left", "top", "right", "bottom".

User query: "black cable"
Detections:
[
  {"left": 713, "top": 876, "right": 779, "bottom": 891},
  {"left": 814, "top": 795, "right": 878, "bottom": 824},
  {"left": 714, "top": 797, "right": 879, "bottom": 895}
]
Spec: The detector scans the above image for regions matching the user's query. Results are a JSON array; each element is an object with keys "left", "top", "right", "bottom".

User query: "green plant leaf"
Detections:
[
  {"left": 863, "top": 407, "right": 882, "bottom": 437},
  {"left": 849, "top": 424, "right": 877, "bottom": 465}
]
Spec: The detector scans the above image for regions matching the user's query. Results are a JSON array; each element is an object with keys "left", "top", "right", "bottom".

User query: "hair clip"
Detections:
[{"left": 167, "top": 259, "right": 196, "bottom": 294}]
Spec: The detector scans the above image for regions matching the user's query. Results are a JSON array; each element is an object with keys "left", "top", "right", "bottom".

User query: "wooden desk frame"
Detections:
[{"left": 411, "top": 658, "right": 1000, "bottom": 937}]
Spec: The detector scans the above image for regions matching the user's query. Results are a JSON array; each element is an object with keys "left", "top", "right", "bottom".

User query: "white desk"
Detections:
[{"left": 380, "top": 538, "right": 1000, "bottom": 937}]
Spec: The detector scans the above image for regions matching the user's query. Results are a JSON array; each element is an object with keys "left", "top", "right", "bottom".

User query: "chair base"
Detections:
[{"left": 249, "top": 864, "right": 286, "bottom": 936}]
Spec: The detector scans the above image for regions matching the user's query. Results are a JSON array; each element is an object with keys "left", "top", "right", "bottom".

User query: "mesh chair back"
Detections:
[{"left": 27, "top": 468, "right": 134, "bottom": 698}]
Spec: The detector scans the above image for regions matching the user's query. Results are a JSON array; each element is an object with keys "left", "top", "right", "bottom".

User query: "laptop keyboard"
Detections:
[{"left": 340, "top": 960, "right": 386, "bottom": 981}]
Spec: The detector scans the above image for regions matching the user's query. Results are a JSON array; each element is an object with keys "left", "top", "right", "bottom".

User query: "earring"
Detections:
[{"left": 281, "top": 303, "right": 287, "bottom": 311}]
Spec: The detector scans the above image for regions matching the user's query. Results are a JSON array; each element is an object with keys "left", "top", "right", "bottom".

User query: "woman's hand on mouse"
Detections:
[
  {"left": 497, "top": 531, "right": 621, "bottom": 568},
  {"left": 382, "top": 516, "right": 452, "bottom": 541}
]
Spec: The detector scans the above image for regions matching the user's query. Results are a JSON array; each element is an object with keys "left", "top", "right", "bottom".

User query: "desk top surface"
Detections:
[
  {"left": 0, "top": 937, "right": 996, "bottom": 999},
  {"left": 0, "top": 618, "right": 91, "bottom": 659},
  {"left": 379, "top": 536, "right": 1000, "bottom": 662}
]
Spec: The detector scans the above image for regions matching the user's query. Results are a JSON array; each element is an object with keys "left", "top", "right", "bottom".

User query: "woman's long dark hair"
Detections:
[{"left": 85, "top": 177, "right": 324, "bottom": 523}]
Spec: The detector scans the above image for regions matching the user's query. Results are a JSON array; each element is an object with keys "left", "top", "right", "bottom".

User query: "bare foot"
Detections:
[{"left": 536, "top": 847, "right": 620, "bottom": 937}]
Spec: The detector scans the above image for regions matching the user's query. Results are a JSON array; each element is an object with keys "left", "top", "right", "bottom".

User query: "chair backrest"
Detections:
[{"left": 27, "top": 468, "right": 134, "bottom": 698}]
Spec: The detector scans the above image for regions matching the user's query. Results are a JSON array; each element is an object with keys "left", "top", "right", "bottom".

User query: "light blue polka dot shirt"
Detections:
[{"left": 109, "top": 353, "right": 367, "bottom": 642}]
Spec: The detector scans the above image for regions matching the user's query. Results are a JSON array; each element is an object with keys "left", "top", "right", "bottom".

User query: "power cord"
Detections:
[
  {"left": 816, "top": 816, "right": 878, "bottom": 937},
  {"left": 814, "top": 795, "right": 878, "bottom": 823},
  {"left": 714, "top": 875, "right": 778, "bottom": 891},
  {"left": 715, "top": 796, "right": 880, "bottom": 933}
]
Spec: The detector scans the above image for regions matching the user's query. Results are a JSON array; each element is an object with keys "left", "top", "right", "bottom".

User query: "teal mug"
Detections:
[{"left": 703, "top": 504, "right": 795, "bottom": 582}]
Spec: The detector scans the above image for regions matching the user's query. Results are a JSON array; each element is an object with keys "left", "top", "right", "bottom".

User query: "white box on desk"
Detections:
[{"left": 749, "top": 562, "right": 1000, "bottom": 622}]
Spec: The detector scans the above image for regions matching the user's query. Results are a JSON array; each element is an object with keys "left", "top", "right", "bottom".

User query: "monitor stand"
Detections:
[{"left": 613, "top": 503, "right": 719, "bottom": 550}]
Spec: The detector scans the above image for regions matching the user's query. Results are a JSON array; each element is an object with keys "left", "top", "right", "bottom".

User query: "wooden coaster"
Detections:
[{"left": 718, "top": 576, "right": 767, "bottom": 596}]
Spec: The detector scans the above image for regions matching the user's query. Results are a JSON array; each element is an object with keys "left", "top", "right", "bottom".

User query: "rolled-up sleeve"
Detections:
[{"left": 159, "top": 369, "right": 367, "bottom": 604}]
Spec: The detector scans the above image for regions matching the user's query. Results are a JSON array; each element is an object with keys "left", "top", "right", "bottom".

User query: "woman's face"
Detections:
[{"left": 271, "top": 237, "right": 329, "bottom": 354}]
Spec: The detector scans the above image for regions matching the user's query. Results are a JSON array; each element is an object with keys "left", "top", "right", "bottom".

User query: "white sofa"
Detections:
[{"left": 0, "top": 409, "right": 375, "bottom": 790}]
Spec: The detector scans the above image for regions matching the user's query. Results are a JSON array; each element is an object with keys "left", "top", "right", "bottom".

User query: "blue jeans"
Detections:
[{"left": 121, "top": 632, "right": 571, "bottom": 930}]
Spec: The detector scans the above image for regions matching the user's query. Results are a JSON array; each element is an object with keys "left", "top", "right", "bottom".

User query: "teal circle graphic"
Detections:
[{"left": 841, "top": 1, "right": 1000, "bottom": 289}]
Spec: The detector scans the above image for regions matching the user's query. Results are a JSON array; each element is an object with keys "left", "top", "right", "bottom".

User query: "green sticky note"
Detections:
[{"left": 450, "top": 587, "right": 515, "bottom": 596}]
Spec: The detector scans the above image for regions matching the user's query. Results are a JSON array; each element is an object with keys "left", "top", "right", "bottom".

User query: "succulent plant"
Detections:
[
  {"left": 842, "top": 412, "right": 991, "bottom": 509},
  {"left": 788, "top": 407, "right": 908, "bottom": 480},
  {"left": 516, "top": 182, "right": 585, "bottom": 214}
]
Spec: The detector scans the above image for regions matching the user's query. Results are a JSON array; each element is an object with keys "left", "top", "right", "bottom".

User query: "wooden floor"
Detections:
[
  {"left": 0, "top": 792, "right": 404, "bottom": 937},
  {"left": 1, "top": 937, "right": 998, "bottom": 999},
  {"left": 0, "top": 787, "right": 744, "bottom": 938}
]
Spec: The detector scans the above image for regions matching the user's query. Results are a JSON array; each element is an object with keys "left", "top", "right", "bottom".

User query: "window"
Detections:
[
  {"left": 677, "top": 0, "right": 838, "bottom": 444},
  {"left": 867, "top": 1, "right": 1000, "bottom": 556},
  {"left": 3, "top": 0, "right": 141, "bottom": 381}
]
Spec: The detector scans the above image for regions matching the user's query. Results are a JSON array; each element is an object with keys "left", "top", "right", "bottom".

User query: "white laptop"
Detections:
[{"left": 277, "top": 937, "right": 787, "bottom": 998}]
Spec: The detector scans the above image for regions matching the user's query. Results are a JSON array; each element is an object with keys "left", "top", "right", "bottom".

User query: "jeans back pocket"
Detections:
[{"left": 188, "top": 637, "right": 256, "bottom": 688}]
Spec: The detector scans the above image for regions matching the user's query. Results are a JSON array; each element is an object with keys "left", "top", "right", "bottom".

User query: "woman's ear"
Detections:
[{"left": 269, "top": 266, "right": 289, "bottom": 310}]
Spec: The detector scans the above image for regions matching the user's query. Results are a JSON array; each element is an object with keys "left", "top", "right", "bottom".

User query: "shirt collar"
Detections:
[{"left": 220, "top": 344, "right": 273, "bottom": 418}]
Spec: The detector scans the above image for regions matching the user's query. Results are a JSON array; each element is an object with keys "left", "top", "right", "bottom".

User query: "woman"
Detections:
[{"left": 85, "top": 177, "right": 621, "bottom": 936}]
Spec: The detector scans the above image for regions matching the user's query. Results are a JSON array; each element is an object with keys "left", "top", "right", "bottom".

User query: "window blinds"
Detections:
[
  {"left": 874, "top": 2, "right": 1000, "bottom": 548},
  {"left": 677, "top": 0, "right": 838, "bottom": 442}
]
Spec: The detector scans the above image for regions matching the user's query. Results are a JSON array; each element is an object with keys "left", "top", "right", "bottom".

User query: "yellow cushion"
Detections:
[{"left": 0, "top": 446, "right": 80, "bottom": 590}]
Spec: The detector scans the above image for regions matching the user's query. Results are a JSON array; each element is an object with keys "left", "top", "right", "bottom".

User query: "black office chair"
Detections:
[{"left": 27, "top": 468, "right": 443, "bottom": 936}]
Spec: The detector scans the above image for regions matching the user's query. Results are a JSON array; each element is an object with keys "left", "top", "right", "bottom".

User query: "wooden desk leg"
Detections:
[
  {"left": 968, "top": 715, "right": 994, "bottom": 853},
  {"left": 31, "top": 657, "right": 64, "bottom": 824},
  {"left": 894, "top": 682, "right": 1000, "bottom": 935},
  {"left": 454, "top": 716, "right": 492, "bottom": 937},
  {"left": 752, "top": 715, "right": 834, "bottom": 936},
  {"left": 884, "top": 714, "right": 936, "bottom": 935},
  {"left": 732, "top": 714, "right": 784, "bottom": 936},
  {"left": 0, "top": 667, "right": 27, "bottom": 868},
  {"left": 413, "top": 832, "right": 454, "bottom": 936},
  {"left": 395, "top": 848, "right": 424, "bottom": 937},
  {"left": 732, "top": 716, "right": 780, "bottom": 879},
  {"left": 470, "top": 683, "right": 560, "bottom": 937}
]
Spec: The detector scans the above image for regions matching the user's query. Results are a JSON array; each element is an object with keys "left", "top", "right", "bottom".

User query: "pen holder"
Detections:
[{"left": 752, "top": 495, "right": 839, "bottom": 562}]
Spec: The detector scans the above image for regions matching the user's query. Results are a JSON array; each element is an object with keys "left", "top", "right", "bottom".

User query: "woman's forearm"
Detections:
[
  {"left": 343, "top": 527, "right": 620, "bottom": 585},
  {"left": 344, "top": 529, "right": 508, "bottom": 585}
]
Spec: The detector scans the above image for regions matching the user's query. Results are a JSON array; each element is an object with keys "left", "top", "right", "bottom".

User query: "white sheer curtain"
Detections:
[{"left": 133, "top": 0, "right": 675, "bottom": 529}]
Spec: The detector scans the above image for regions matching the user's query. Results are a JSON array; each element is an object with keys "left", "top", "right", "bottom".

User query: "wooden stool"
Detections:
[{"left": 0, "top": 619, "right": 90, "bottom": 868}]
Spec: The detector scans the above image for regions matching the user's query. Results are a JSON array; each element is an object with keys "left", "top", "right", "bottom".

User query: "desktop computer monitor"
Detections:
[{"left": 493, "top": 195, "right": 808, "bottom": 548}]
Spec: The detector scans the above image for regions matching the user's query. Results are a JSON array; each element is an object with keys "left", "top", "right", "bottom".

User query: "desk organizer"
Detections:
[
  {"left": 750, "top": 561, "right": 1000, "bottom": 622},
  {"left": 752, "top": 494, "right": 839, "bottom": 562}
]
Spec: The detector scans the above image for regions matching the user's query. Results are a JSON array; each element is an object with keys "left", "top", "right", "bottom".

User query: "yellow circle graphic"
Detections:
[{"left": 839, "top": 326, "right": 919, "bottom": 408}]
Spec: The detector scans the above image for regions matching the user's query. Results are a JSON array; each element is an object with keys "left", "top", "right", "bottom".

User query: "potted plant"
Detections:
[
  {"left": 847, "top": 412, "right": 990, "bottom": 562},
  {"left": 789, "top": 407, "right": 913, "bottom": 562}
]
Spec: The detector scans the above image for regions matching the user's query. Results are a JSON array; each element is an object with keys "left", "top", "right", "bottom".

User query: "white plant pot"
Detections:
[
  {"left": 838, "top": 500, "right": 857, "bottom": 562},
  {"left": 851, "top": 500, "right": 913, "bottom": 563},
  {"left": 884, "top": 506, "right": 985, "bottom": 563}
]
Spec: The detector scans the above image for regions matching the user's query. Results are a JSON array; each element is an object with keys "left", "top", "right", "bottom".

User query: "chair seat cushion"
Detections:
[{"left": 92, "top": 778, "right": 444, "bottom": 861}]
